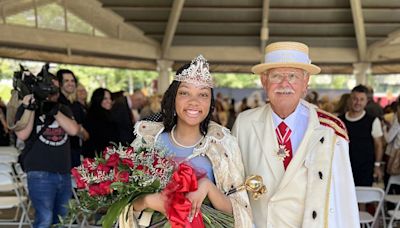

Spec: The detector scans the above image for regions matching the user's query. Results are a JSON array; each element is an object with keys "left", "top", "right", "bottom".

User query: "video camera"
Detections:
[{"left": 13, "top": 64, "right": 59, "bottom": 114}]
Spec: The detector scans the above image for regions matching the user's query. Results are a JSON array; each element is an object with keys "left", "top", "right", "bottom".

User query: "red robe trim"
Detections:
[{"left": 317, "top": 109, "right": 349, "bottom": 141}]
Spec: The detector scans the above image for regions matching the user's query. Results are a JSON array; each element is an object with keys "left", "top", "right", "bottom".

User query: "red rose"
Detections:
[
  {"left": 71, "top": 168, "right": 86, "bottom": 189},
  {"left": 136, "top": 164, "right": 144, "bottom": 171},
  {"left": 97, "top": 163, "right": 111, "bottom": 173},
  {"left": 122, "top": 158, "right": 134, "bottom": 168},
  {"left": 126, "top": 147, "right": 134, "bottom": 155},
  {"left": 82, "top": 158, "right": 95, "bottom": 172},
  {"left": 106, "top": 153, "right": 120, "bottom": 167},
  {"left": 89, "top": 181, "right": 113, "bottom": 196},
  {"left": 115, "top": 171, "right": 129, "bottom": 183},
  {"left": 99, "top": 181, "right": 113, "bottom": 195},
  {"left": 88, "top": 184, "right": 101, "bottom": 196}
]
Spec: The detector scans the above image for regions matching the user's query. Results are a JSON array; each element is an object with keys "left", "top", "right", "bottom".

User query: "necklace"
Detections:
[{"left": 171, "top": 125, "right": 204, "bottom": 148}]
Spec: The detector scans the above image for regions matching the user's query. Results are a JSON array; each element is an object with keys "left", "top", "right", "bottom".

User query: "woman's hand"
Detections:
[
  {"left": 185, "top": 178, "right": 211, "bottom": 222},
  {"left": 132, "top": 193, "right": 166, "bottom": 215}
]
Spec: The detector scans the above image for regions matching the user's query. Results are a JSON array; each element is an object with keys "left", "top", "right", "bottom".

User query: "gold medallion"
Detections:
[{"left": 276, "top": 144, "right": 289, "bottom": 161}]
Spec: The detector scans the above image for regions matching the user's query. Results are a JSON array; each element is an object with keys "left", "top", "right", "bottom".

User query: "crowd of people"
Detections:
[
  {"left": 0, "top": 41, "right": 399, "bottom": 227},
  {"left": 6, "top": 68, "right": 148, "bottom": 227},
  {"left": 306, "top": 84, "right": 400, "bottom": 186}
]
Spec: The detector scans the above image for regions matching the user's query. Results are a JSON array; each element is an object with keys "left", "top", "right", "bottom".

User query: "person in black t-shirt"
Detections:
[
  {"left": 15, "top": 76, "right": 79, "bottom": 228},
  {"left": 339, "top": 84, "right": 384, "bottom": 187}
]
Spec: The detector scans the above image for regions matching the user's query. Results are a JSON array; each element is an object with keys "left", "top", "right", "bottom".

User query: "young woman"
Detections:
[
  {"left": 121, "top": 55, "right": 252, "bottom": 227},
  {"left": 83, "top": 88, "right": 118, "bottom": 158}
]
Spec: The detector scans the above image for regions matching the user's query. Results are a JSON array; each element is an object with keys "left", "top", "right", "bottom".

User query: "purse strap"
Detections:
[{"left": 23, "top": 115, "right": 54, "bottom": 154}]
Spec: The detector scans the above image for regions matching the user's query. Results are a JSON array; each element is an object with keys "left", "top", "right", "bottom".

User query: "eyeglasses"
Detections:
[{"left": 267, "top": 72, "right": 304, "bottom": 84}]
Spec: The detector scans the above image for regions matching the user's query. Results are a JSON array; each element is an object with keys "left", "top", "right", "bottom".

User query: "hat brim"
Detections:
[{"left": 251, "top": 62, "right": 321, "bottom": 75}]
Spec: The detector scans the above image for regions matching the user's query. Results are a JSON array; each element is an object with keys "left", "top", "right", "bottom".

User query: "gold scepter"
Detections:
[{"left": 225, "top": 175, "right": 267, "bottom": 200}]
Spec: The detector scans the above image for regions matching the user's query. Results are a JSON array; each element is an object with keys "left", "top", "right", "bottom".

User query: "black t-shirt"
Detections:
[
  {"left": 16, "top": 104, "right": 73, "bottom": 173},
  {"left": 339, "top": 113, "right": 375, "bottom": 186},
  {"left": 58, "top": 93, "right": 86, "bottom": 149}
]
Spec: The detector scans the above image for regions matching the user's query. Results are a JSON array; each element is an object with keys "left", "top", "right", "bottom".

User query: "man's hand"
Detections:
[
  {"left": 22, "top": 94, "right": 36, "bottom": 110},
  {"left": 373, "top": 166, "right": 383, "bottom": 182}
]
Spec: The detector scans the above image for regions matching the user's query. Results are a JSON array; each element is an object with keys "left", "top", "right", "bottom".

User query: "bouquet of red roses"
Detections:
[
  {"left": 70, "top": 143, "right": 176, "bottom": 227},
  {"left": 68, "top": 143, "right": 234, "bottom": 228}
]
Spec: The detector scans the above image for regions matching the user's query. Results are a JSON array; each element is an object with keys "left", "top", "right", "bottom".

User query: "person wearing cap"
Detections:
[
  {"left": 119, "top": 55, "right": 253, "bottom": 228},
  {"left": 232, "top": 41, "right": 359, "bottom": 227}
]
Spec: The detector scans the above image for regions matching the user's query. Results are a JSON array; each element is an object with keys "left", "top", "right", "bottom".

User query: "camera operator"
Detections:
[
  {"left": 56, "top": 69, "right": 89, "bottom": 167},
  {"left": 14, "top": 74, "right": 79, "bottom": 228}
]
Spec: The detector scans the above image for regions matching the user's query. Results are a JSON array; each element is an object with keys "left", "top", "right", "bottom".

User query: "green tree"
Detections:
[
  {"left": 57, "top": 64, "right": 158, "bottom": 96},
  {"left": 213, "top": 73, "right": 259, "bottom": 88},
  {"left": 6, "top": 9, "right": 35, "bottom": 26},
  {"left": 0, "top": 59, "right": 15, "bottom": 79},
  {"left": 0, "top": 59, "right": 19, "bottom": 101},
  {"left": 37, "top": 3, "right": 65, "bottom": 31},
  {"left": 331, "top": 75, "right": 349, "bottom": 89}
]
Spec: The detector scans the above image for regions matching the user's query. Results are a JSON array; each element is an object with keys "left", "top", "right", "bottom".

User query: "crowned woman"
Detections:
[{"left": 119, "top": 55, "right": 253, "bottom": 227}]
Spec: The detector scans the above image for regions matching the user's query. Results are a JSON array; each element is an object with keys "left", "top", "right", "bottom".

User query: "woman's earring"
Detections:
[{"left": 173, "top": 111, "right": 176, "bottom": 117}]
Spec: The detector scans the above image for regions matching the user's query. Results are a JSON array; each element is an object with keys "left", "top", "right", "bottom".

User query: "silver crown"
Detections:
[{"left": 174, "top": 55, "right": 214, "bottom": 88}]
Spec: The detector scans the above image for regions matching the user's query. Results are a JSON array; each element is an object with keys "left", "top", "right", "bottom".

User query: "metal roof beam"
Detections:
[
  {"left": 0, "top": 24, "right": 159, "bottom": 59},
  {"left": 260, "top": 0, "right": 270, "bottom": 56},
  {"left": 350, "top": 0, "right": 367, "bottom": 61},
  {"left": 161, "top": 0, "right": 185, "bottom": 58},
  {"left": 368, "top": 26, "right": 400, "bottom": 62},
  {"left": 0, "top": 47, "right": 157, "bottom": 70},
  {"left": 166, "top": 46, "right": 358, "bottom": 64}
]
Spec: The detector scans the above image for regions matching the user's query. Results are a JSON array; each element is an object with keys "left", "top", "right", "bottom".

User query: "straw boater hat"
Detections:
[{"left": 251, "top": 41, "right": 321, "bottom": 75}]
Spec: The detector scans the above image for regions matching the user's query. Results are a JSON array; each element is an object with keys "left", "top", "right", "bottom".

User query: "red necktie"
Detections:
[{"left": 276, "top": 122, "right": 293, "bottom": 170}]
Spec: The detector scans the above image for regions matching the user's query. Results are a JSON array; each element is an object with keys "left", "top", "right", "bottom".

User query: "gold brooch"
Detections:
[{"left": 276, "top": 144, "right": 289, "bottom": 161}]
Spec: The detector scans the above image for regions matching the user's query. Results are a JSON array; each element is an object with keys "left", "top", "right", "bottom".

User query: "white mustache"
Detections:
[{"left": 274, "top": 87, "right": 295, "bottom": 94}]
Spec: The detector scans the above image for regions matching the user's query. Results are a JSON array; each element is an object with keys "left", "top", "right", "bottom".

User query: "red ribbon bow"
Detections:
[{"left": 163, "top": 163, "right": 205, "bottom": 228}]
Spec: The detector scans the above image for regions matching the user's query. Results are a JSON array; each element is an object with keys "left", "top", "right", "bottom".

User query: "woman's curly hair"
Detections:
[{"left": 161, "top": 63, "right": 215, "bottom": 136}]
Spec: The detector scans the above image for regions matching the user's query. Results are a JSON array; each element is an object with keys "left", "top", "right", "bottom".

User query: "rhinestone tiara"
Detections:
[{"left": 174, "top": 55, "right": 214, "bottom": 88}]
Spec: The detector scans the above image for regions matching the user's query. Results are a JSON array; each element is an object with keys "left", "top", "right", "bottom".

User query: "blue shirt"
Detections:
[
  {"left": 159, "top": 132, "right": 215, "bottom": 183},
  {"left": 272, "top": 102, "right": 309, "bottom": 155}
]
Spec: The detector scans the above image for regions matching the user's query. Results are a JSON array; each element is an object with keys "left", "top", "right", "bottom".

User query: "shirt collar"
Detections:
[
  {"left": 272, "top": 102, "right": 302, "bottom": 131},
  {"left": 345, "top": 110, "right": 366, "bottom": 122}
]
